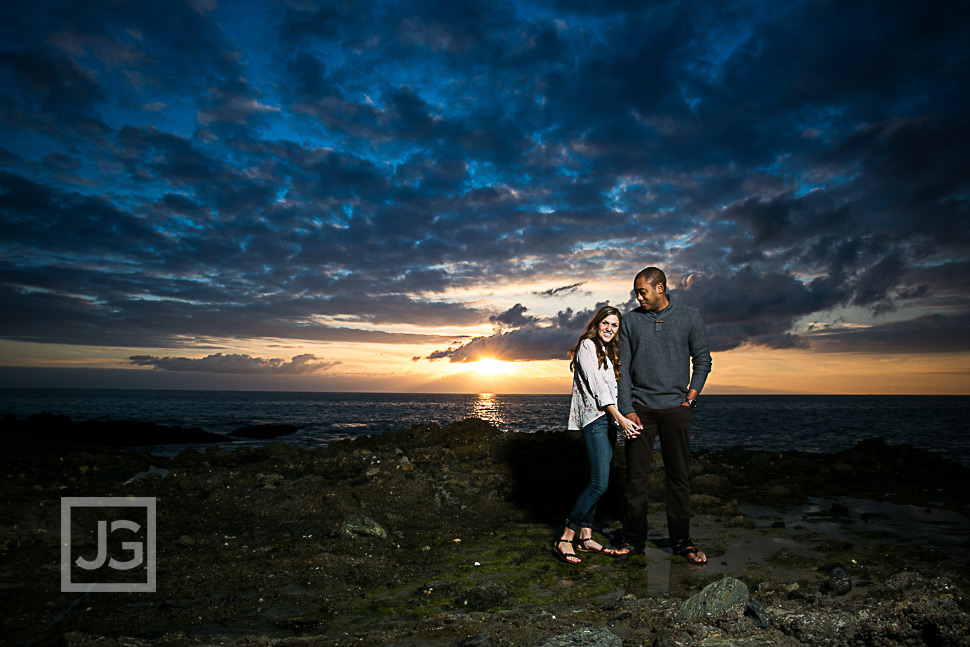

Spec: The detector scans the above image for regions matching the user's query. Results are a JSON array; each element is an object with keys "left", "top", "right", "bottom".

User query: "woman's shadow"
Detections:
[{"left": 500, "top": 430, "right": 628, "bottom": 529}]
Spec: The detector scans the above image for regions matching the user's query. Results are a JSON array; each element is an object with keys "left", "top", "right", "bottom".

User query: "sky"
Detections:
[{"left": 1, "top": 0, "right": 968, "bottom": 395}]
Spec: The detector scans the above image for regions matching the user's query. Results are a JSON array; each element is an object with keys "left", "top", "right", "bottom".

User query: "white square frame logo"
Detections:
[{"left": 61, "top": 497, "right": 156, "bottom": 593}]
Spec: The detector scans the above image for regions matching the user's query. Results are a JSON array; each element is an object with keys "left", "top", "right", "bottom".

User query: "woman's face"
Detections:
[{"left": 597, "top": 314, "right": 620, "bottom": 344}]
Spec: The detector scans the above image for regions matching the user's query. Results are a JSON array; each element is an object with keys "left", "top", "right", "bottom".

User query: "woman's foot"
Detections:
[
  {"left": 574, "top": 535, "right": 625, "bottom": 556},
  {"left": 552, "top": 538, "right": 581, "bottom": 564}
]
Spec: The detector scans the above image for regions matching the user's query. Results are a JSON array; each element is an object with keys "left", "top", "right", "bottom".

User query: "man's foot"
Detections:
[
  {"left": 612, "top": 543, "right": 636, "bottom": 556},
  {"left": 673, "top": 539, "right": 707, "bottom": 565},
  {"left": 552, "top": 538, "right": 581, "bottom": 564},
  {"left": 613, "top": 533, "right": 643, "bottom": 556}
]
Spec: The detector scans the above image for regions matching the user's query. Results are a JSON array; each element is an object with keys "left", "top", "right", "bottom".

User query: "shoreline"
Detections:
[
  {"left": 1, "top": 417, "right": 968, "bottom": 646},
  {"left": 3, "top": 398, "right": 970, "bottom": 469}
]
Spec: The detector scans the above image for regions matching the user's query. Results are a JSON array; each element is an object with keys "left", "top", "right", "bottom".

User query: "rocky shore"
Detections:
[{"left": 1, "top": 416, "right": 968, "bottom": 646}]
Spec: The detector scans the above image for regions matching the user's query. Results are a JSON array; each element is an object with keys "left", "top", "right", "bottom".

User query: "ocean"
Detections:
[{"left": 1, "top": 389, "right": 968, "bottom": 466}]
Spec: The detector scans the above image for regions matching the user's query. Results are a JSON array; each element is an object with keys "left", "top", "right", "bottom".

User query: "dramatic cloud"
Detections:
[
  {"left": 426, "top": 303, "right": 607, "bottom": 363},
  {"left": 0, "top": 0, "right": 967, "bottom": 372},
  {"left": 673, "top": 269, "right": 842, "bottom": 352},
  {"left": 127, "top": 353, "right": 339, "bottom": 375},
  {"left": 805, "top": 312, "right": 970, "bottom": 355},
  {"left": 490, "top": 304, "right": 537, "bottom": 329}
]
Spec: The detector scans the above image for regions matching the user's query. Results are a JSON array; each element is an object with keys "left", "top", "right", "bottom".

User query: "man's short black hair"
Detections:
[{"left": 635, "top": 266, "right": 667, "bottom": 289}]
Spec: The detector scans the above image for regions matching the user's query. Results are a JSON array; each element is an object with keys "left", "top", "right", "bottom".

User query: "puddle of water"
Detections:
[
  {"left": 622, "top": 497, "right": 970, "bottom": 598},
  {"left": 123, "top": 465, "right": 170, "bottom": 485},
  {"left": 742, "top": 496, "right": 970, "bottom": 552}
]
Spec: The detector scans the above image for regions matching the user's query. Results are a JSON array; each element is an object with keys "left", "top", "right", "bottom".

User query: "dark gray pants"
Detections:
[{"left": 622, "top": 404, "right": 693, "bottom": 549}]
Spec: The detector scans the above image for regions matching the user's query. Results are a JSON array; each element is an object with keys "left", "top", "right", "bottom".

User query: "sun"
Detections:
[{"left": 470, "top": 358, "right": 515, "bottom": 376}]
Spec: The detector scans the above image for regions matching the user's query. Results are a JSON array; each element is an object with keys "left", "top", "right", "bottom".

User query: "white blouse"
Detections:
[{"left": 568, "top": 338, "right": 617, "bottom": 430}]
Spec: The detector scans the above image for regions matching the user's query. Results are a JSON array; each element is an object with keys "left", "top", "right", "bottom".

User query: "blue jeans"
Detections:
[{"left": 565, "top": 415, "right": 616, "bottom": 530}]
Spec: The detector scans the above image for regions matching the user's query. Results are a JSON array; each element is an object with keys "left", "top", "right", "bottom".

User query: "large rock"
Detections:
[
  {"left": 678, "top": 577, "right": 750, "bottom": 623},
  {"left": 821, "top": 566, "right": 852, "bottom": 595}
]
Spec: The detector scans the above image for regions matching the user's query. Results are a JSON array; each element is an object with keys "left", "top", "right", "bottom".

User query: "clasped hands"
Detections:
[{"left": 620, "top": 411, "right": 643, "bottom": 439}]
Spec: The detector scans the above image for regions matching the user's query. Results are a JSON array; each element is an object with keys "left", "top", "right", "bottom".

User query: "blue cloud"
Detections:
[{"left": 0, "top": 0, "right": 967, "bottom": 361}]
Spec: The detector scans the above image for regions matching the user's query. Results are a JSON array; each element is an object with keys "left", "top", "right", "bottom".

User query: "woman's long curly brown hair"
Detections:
[{"left": 568, "top": 305, "right": 622, "bottom": 380}]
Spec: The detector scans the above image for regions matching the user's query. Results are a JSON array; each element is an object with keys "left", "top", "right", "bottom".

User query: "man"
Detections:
[{"left": 617, "top": 267, "right": 712, "bottom": 564}]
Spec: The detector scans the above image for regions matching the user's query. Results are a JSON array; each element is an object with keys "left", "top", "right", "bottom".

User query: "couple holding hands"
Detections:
[{"left": 554, "top": 266, "right": 713, "bottom": 566}]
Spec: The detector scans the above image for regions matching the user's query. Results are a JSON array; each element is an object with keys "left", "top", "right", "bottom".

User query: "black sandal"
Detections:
[
  {"left": 673, "top": 539, "right": 707, "bottom": 564},
  {"left": 574, "top": 537, "right": 622, "bottom": 556},
  {"left": 552, "top": 538, "right": 581, "bottom": 564}
]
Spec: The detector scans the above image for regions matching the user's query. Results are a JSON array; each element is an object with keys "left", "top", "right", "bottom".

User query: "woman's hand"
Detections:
[
  {"left": 617, "top": 414, "right": 642, "bottom": 440},
  {"left": 604, "top": 405, "right": 641, "bottom": 440}
]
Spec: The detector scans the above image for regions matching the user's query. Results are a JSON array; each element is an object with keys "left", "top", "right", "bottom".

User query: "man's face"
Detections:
[{"left": 634, "top": 276, "right": 667, "bottom": 311}]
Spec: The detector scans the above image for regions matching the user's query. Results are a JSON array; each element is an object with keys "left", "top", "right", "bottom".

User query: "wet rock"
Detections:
[
  {"left": 257, "top": 472, "right": 284, "bottom": 489},
  {"left": 690, "top": 494, "right": 738, "bottom": 515},
  {"left": 62, "top": 634, "right": 155, "bottom": 647},
  {"left": 1, "top": 412, "right": 226, "bottom": 445},
  {"left": 744, "top": 597, "right": 769, "bottom": 628},
  {"left": 821, "top": 566, "right": 852, "bottom": 596},
  {"left": 433, "top": 487, "right": 459, "bottom": 510},
  {"left": 725, "top": 514, "right": 755, "bottom": 529},
  {"left": 274, "top": 616, "right": 326, "bottom": 631},
  {"left": 459, "top": 633, "right": 504, "bottom": 647},
  {"left": 455, "top": 580, "right": 508, "bottom": 611},
  {"left": 852, "top": 594, "right": 970, "bottom": 647},
  {"left": 677, "top": 577, "right": 750, "bottom": 623},
  {"left": 879, "top": 570, "right": 925, "bottom": 594},
  {"left": 692, "top": 473, "right": 728, "bottom": 494},
  {"left": 340, "top": 515, "right": 388, "bottom": 539},
  {"left": 537, "top": 627, "right": 622, "bottom": 647},
  {"left": 768, "top": 484, "right": 789, "bottom": 497},
  {"left": 829, "top": 503, "right": 850, "bottom": 516},
  {"left": 773, "top": 609, "right": 857, "bottom": 645},
  {"left": 420, "top": 579, "right": 455, "bottom": 599},
  {"left": 874, "top": 571, "right": 964, "bottom": 602}
]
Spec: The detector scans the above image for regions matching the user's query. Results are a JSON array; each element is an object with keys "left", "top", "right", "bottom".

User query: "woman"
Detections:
[{"left": 553, "top": 305, "right": 642, "bottom": 564}]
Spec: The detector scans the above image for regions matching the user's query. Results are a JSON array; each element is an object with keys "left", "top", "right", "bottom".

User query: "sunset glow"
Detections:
[{"left": 469, "top": 359, "right": 516, "bottom": 377}]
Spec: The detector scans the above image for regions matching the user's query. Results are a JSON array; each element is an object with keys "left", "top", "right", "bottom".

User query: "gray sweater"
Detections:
[{"left": 617, "top": 295, "right": 712, "bottom": 412}]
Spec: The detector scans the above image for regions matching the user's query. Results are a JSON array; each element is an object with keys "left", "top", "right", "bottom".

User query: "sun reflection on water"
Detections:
[{"left": 471, "top": 392, "right": 508, "bottom": 428}]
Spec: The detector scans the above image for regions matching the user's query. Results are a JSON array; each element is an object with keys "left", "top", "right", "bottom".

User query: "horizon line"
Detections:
[{"left": 0, "top": 386, "right": 966, "bottom": 397}]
